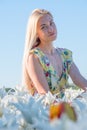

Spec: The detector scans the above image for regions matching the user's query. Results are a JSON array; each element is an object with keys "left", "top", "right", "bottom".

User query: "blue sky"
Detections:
[{"left": 0, "top": 0, "right": 87, "bottom": 88}]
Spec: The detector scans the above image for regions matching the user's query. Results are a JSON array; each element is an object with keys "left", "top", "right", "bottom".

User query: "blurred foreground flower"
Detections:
[
  {"left": 0, "top": 85, "right": 87, "bottom": 130},
  {"left": 50, "top": 102, "right": 77, "bottom": 121}
]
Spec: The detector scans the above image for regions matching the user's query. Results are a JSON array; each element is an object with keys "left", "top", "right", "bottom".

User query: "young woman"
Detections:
[{"left": 22, "top": 9, "right": 87, "bottom": 98}]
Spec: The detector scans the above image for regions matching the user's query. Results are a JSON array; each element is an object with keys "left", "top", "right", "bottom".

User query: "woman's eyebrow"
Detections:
[{"left": 40, "top": 24, "right": 46, "bottom": 27}]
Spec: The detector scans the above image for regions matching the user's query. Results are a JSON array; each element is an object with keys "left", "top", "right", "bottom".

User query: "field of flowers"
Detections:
[{"left": 0, "top": 85, "right": 87, "bottom": 130}]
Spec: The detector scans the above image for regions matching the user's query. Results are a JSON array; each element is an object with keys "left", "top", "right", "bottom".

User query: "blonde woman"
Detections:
[{"left": 22, "top": 9, "right": 87, "bottom": 98}]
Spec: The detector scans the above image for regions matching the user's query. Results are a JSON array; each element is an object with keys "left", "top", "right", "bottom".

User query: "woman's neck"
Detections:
[{"left": 37, "top": 42, "right": 55, "bottom": 55}]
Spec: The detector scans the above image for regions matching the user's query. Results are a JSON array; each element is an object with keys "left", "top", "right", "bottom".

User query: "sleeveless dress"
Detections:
[{"left": 29, "top": 48, "right": 73, "bottom": 98}]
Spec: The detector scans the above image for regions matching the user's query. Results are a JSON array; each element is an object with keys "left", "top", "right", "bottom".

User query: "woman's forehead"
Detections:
[{"left": 38, "top": 14, "right": 53, "bottom": 26}]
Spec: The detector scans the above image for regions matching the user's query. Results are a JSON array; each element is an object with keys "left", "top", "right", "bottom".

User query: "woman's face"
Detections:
[{"left": 37, "top": 14, "right": 57, "bottom": 43}]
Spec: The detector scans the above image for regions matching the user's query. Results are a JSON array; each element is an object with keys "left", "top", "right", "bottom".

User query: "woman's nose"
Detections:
[{"left": 48, "top": 26, "right": 53, "bottom": 33}]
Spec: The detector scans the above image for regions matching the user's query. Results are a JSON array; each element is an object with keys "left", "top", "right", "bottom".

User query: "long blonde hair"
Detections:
[{"left": 22, "top": 9, "right": 53, "bottom": 93}]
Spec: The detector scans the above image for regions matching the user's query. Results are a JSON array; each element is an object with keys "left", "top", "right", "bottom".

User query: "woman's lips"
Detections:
[{"left": 49, "top": 33, "right": 56, "bottom": 36}]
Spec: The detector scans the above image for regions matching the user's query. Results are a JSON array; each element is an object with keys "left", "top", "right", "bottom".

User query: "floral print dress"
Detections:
[{"left": 30, "top": 48, "right": 73, "bottom": 98}]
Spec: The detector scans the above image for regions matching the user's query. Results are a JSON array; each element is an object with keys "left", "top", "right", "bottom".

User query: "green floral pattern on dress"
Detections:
[{"left": 30, "top": 48, "right": 73, "bottom": 98}]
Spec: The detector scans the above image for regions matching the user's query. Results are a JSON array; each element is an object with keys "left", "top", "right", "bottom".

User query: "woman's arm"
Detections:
[
  {"left": 26, "top": 54, "right": 50, "bottom": 94},
  {"left": 69, "top": 62, "right": 87, "bottom": 91}
]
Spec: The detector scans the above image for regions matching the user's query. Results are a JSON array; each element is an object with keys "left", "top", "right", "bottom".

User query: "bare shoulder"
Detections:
[
  {"left": 28, "top": 53, "right": 39, "bottom": 63},
  {"left": 56, "top": 47, "right": 71, "bottom": 52},
  {"left": 56, "top": 47, "right": 72, "bottom": 56},
  {"left": 25, "top": 54, "right": 39, "bottom": 70}
]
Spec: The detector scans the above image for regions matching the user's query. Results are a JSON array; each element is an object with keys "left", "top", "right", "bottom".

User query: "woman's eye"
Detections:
[
  {"left": 41, "top": 26, "right": 47, "bottom": 30},
  {"left": 41, "top": 26, "right": 45, "bottom": 29}
]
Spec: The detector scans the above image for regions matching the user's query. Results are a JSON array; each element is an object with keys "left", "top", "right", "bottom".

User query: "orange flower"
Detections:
[{"left": 50, "top": 102, "right": 77, "bottom": 121}]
